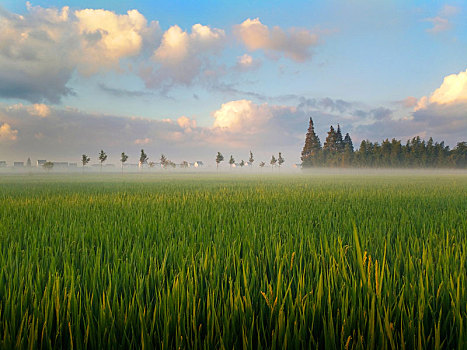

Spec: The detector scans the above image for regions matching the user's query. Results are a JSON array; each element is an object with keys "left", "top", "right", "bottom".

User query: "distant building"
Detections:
[
  {"left": 104, "top": 164, "right": 115, "bottom": 167},
  {"left": 0, "top": 161, "right": 6, "bottom": 167},
  {"left": 53, "top": 162, "right": 68, "bottom": 167},
  {"left": 14, "top": 162, "right": 24, "bottom": 167},
  {"left": 69, "top": 163, "right": 77, "bottom": 167},
  {"left": 37, "top": 160, "right": 47, "bottom": 167}
]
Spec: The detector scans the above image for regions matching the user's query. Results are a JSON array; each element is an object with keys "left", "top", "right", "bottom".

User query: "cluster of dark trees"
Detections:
[{"left": 301, "top": 118, "right": 467, "bottom": 168}]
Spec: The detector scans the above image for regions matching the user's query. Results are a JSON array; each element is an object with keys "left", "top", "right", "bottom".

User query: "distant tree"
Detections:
[
  {"left": 450, "top": 142, "right": 467, "bottom": 168},
  {"left": 249, "top": 151, "right": 254, "bottom": 166},
  {"left": 81, "top": 154, "right": 90, "bottom": 173},
  {"left": 26, "top": 157, "right": 32, "bottom": 168},
  {"left": 98, "top": 150, "right": 107, "bottom": 172},
  {"left": 181, "top": 161, "right": 189, "bottom": 168},
  {"left": 42, "top": 161, "right": 54, "bottom": 173},
  {"left": 139, "top": 149, "right": 148, "bottom": 169},
  {"left": 120, "top": 152, "right": 128, "bottom": 174},
  {"left": 301, "top": 117, "right": 322, "bottom": 167},
  {"left": 342, "top": 133, "right": 354, "bottom": 166},
  {"left": 149, "top": 161, "right": 156, "bottom": 168},
  {"left": 239, "top": 160, "right": 245, "bottom": 167},
  {"left": 160, "top": 154, "right": 168, "bottom": 168},
  {"left": 324, "top": 126, "right": 339, "bottom": 153},
  {"left": 278, "top": 152, "right": 285, "bottom": 168},
  {"left": 270, "top": 155, "right": 277, "bottom": 168},
  {"left": 336, "top": 124, "right": 344, "bottom": 152},
  {"left": 259, "top": 161, "right": 266, "bottom": 168},
  {"left": 216, "top": 152, "right": 224, "bottom": 170},
  {"left": 229, "top": 155, "right": 235, "bottom": 168},
  {"left": 343, "top": 133, "right": 353, "bottom": 152}
]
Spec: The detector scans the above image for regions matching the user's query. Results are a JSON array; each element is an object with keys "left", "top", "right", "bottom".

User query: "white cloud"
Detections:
[
  {"left": 213, "top": 100, "right": 277, "bottom": 132},
  {"left": 75, "top": 9, "right": 159, "bottom": 74},
  {"left": 0, "top": 5, "right": 160, "bottom": 102},
  {"left": 429, "top": 68, "right": 467, "bottom": 105},
  {"left": 234, "top": 18, "right": 319, "bottom": 61},
  {"left": 143, "top": 24, "right": 226, "bottom": 88},
  {"left": 0, "top": 123, "right": 18, "bottom": 142}
]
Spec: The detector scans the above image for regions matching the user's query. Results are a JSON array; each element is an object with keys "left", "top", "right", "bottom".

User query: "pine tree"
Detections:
[
  {"left": 343, "top": 133, "right": 353, "bottom": 152},
  {"left": 336, "top": 124, "right": 344, "bottom": 152},
  {"left": 323, "top": 126, "right": 338, "bottom": 153},
  {"left": 301, "top": 117, "right": 321, "bottom": 167}
]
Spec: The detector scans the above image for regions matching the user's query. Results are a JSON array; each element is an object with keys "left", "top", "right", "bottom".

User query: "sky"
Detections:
[{"left": 0, "top": 0, "right": 466, "bottom": 165}]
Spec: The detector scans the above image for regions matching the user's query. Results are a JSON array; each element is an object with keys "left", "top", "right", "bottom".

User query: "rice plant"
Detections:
[{"left": 0, "top": 173, "right": 465, "bottom": 349}]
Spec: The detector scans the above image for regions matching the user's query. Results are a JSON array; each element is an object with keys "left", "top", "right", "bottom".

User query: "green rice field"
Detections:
[{"left": 0, "top": 173, "right": 466, "bottom": 349}]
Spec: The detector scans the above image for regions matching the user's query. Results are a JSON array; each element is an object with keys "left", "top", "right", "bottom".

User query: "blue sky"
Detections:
[{"left": 0, "top": 1, "right": 466, "bottom": 163}]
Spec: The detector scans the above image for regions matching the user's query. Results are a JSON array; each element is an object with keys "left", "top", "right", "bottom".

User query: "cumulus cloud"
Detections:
[
  {"left": 355, "top": 69, "right": 467, "bottom": 145},
  {"left": 424, "top": 5, "right": 460, "bottom": 33},
  {"left": 75, "top": 9, "right": 160, "bottom": 75},
  {"left": 141, "top": 24, "right": 226, "bottom": 88},
  {"left": 0, "top": 5, "right": 159, "bottom": 103},
  {"left": 234, "top": 18, "right": 319, "bottom": 61},
  {"left": 0, "top": 123, "right": 18, "bottom": 142},
  {"left": 429, "top": 68, "right": 467, "bottom": 105}
]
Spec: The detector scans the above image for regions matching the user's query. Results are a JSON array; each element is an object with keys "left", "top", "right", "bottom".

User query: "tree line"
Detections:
[
  {"left": 215, "top": 151, "right": 285, "bottom": 169},
  {"left": 301, "top": 118, "right": 467, "bottom": 168}
]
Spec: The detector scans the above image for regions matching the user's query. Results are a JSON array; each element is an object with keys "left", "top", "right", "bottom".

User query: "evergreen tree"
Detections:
[
  {"left": 301, "top": 118, "right": 322, "bottom": 167},
  {"left": 450, "top": 142, "right": 467, "bottom": 168},
  {"left": 26, "top": 157, "right": 32, "bottom": 168},
  {"left": 239, "top": 160, "right": 245, "bottom": 167},
  {"left": 336, "top": 124, "right": 344, "bottom": 152},
  {"left": 259, "top": 161, "right": 265, "bottom": 168},
  {"left": 343, "top": 133, "right": 353, "bottom": 152},
  {"left": 229, "top": 155, "right": 235, "bottom": 168},
  {"left": 323, "top": 126, "right": 338, "bottom": 153}
]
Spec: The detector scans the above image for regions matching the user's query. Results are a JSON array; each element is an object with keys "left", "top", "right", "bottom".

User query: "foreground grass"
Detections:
[{"left": 0, "top": 173, "right": 466, "bottom": 349}]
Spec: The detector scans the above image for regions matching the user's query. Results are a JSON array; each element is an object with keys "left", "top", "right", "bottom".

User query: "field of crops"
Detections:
[{"left": 0, "top": 172, "right": 466, "bottom": 349}]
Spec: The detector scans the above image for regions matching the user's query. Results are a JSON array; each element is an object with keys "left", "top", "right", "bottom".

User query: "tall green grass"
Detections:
[{"left": 0, "top": 174, "right": 465, "bottom": 349}]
